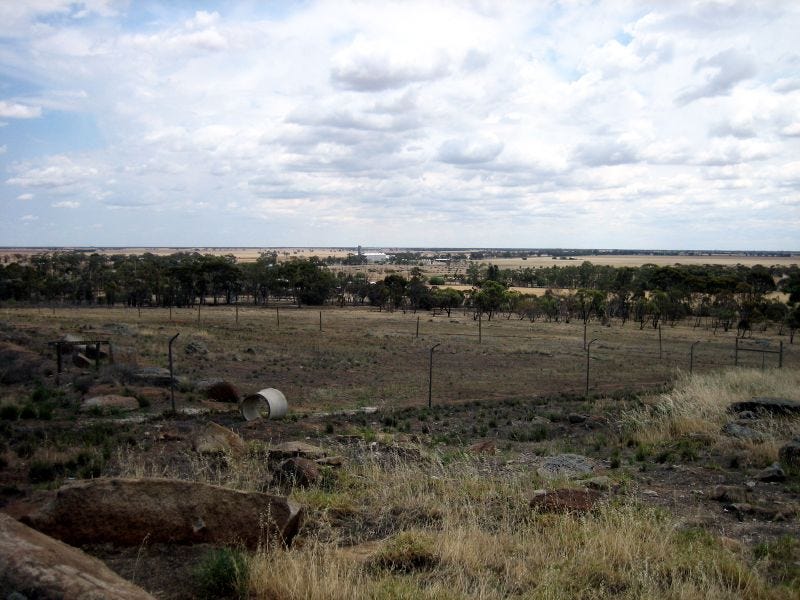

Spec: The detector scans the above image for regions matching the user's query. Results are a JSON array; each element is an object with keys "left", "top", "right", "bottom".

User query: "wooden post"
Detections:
[
  {"left": 319, "top": 311, "right": 322, "bottom": 332},
  {"left": 276, "top": 307, "right": 280, "bottom": 328},
  {"left": 478, "top": 311, "right": 482, "bottom": 344},
  {"left": 416, "top": 316, "right": 420, "bottom": 338},
  {"left": 197, "top": 303, "right": 201, "bottom": 324},
  {"left": 169, "top": 305, "right": 172, "bottom": 321},
  {"left": 138, "top": 306, "right": 141, "bottom": 319},
  {"left": 779, "top": 341, "right": 783, "bottom": 368},
  {"left": 734, "top": 337, "right": 739, "bottom": 366},
  {"left": 235, "top": 304, "right": 239, "bottom": 324}
]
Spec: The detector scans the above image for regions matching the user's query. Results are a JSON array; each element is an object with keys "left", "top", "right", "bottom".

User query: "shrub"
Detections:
[
  {"left": 372, "top": 530, "right": 438, "bottom": 572},
  {"left": 0, "top": 405, "right": 20, "bottom": 421},
  {"left": 193, "top": 548, "right": 249, "bottom": 599},
  {"left": 19, "top": 404, "right": 37, "bottom": 419}
]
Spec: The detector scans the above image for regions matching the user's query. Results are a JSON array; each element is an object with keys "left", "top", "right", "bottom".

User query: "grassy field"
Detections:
[{"left": 2, "top": 304, "right": 795, "bottom": 413}]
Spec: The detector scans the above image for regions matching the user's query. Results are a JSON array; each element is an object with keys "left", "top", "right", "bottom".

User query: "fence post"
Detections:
[
  {"left": 197, "top": 303, "right": 201, "bottom": 325},
  {"left": 478, "top": 312, "right": 482, "bottom": 344},
  {"left": 585, "top": 338, "right": 598, "bottom": 397},
  {"left": 276, "top": 307, "right": 280, "bottom": 328},
  {"left": 428, "top": 343, "right": 441, "bottom": 408},
  {"left": 779, "top": 341, "right": 783, "bottom": 368},
  {"left": 319, "top": 311, "right": 323, "bottom": 332},
  {"left": 235, "top": 304, "right": 239, "bottom": 325},
  {"left": 416, "top": 316, "right": 420, "bottom": 339},
  {"left": 658, "top": 325, "right": 662, "bottom": 360},
  {"left": 690, "top": 340, "right": 700, "bottom": 374},
  {"left": 168, "top": 333, "right": 180, "bottom": 413},
  {"left": 734, "top": 337, "right": 738, "bottom": 366}
]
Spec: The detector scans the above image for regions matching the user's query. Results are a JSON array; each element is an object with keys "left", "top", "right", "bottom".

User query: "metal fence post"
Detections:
[
  {"left": 168, "top": 333, "right": 180, "bottom": 413},
  {"left": 585, "top": 338, "right": 598, "bottom": 397},
  {"left": 690, "top": 340, "right": 700, "bottom": 374}
]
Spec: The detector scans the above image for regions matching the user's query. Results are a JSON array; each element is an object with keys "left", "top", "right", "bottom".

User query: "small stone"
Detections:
[
  {"left": 184, "top": 340, "right": 208, "bottom": 356},
  {"left": 721, "top": 422, "right": 764, "bottom": 442},
  {"left": 756, "top": 462, "right": 786, "bottom": 483},
  {"left": 642, "top": 489, "right": 659, "bottom": 497},
  {"left": 779, "top": 441, "right": 800, "bottom": 472},
  {"left": 711, "top": 485, "right": 750, "bottom": 503}
]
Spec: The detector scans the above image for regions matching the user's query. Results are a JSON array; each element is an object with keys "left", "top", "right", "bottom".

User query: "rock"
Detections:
[
  {"left": 315, "top": 456, "right": 344, "bottom": 467},
  {"left": 582, "top": 475, "right": 613, "bottom": 491},
  {"left": 779, "top": 441, "right": 800, "bottom": 472},
  {"left": 718, "top": 536, "right": 742, "bottom": 553},
  {"left": 81, "top": 394, "right": 139, "bottom": 413},
  {"left": 13, "top": 477, "right": 302, "bottom": 549},
  {"left": 728, "top": 397, "right": 800, "bottom": 417},
  {"left": 0, "top": 513, "right": 155, "bottom": 600},
  {"left": 537, "top": 454, "right": 597, "bottom": 480},
  {"left": 469, "top": 440, "right": 496, "bottom": 455},
  {"left": 723, "top": 502, "right": 795, "bottom": 521},
  {"left": 72, "top": 352, "right": 93, "bottom": 368},
  {"left": 0, "top": 341, "right": 45, "bottom": 384},
  {"left": 711, "top": 485, "right": 751, "bottom": 503},
  {"left": 204, "top": 380, "right": 240, "bottom": 403},
  {"left": 133, "top": 367, "right": 174, "bottom": 386},
  {"left": 736, "top": 410, "right": 757, "bottom": 420},
  {"left": 185, "top": 340, "right": 208, "bottom": 356},
  {"left": 567, "top": 414, "right": 587, "bottom": 424},
  {"left": 276, "top": 457, "right": 321, "bottom": 487},
  {"left": 192, "top": 422, "right": 246, "bottom": 456},
  {"left": 756, "top": 462, "right": 786, "bottom": 483},
  {"left": 270, "top": 441, "right": 327, "bottom": 461},
  {"left": 641, "top": 489, "right": 659, "bottom": 497},
  {"left": 529, "top": 488, "right": 601, "bottom": 513},
  {"left": 721, "top": 422, "right": 764, "bottom": 442}
]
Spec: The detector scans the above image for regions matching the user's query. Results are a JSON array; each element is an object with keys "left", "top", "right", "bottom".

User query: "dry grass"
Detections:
[
  {"left": 244, "top": 452, "right": 792, "bottom": 600},
  {"left": 624, "top": 368, "right": 800, "bottom": 465}
]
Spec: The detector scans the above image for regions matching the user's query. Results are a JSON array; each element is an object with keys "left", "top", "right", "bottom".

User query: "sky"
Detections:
[{"left": 1, "top": 0, "right": 799, "bottom": 250}]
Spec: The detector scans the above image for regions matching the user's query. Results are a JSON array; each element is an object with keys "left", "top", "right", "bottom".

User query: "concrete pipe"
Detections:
[{"left": 240, "top": 388, "right": 288, "bottom": 421}]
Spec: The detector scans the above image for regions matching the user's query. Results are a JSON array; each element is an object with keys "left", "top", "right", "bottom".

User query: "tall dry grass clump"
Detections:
[{"left": 624, "top": 368, "right": 800, "bottom": 449}]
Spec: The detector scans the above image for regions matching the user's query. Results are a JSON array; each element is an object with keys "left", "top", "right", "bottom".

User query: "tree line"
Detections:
[{"left": 0, "top": 252, "right": 798, "bottom": 341}]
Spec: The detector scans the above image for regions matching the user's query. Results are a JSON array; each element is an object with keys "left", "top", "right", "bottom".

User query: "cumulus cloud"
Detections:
[
  {"left": 7, "top": 156, "right": 99, "bottom": 188},
  {"left": 52, "top": 200, "right": 80, "bottom": 208},
  {"left": 676, "top": 49, "right": 757, "bottom": 105}
]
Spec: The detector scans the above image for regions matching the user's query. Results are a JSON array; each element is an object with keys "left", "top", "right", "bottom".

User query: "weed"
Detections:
[
  {"left": 19, "top": 404, "right": 37, "bottom": 419},
  {"left": 754, "top": 536, "right": 800, "bottom": 586},
  {"left": 193, "top": 547, "right": 249, "bottom": 599},
  {"left": 371, "top": 530, "right": 438, "bottom": 572}
]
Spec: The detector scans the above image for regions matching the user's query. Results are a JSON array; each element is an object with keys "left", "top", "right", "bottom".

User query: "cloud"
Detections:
[
  {"left": 438, "top": 136, "right": 504, "bottom": 164},
  {"left": 7, "top": 156, "right": 99, "bottom": 189},
  {"left": 331, "top": 36, "right": 451, "bottom": 91},
  {"left": 773, "top": 77, "right": 800, "bottom": 93},
  {"left": 0, "top": 101, "right": 42, "bottom": 119},
  {"left": 781, "top": 123, "right": 800, "bottom": 137},
  {"left": 20, "top": 214, "right": 38, "bottom": 221},
  {"left": 708, "top": 120, "right": 756, "bottom": 139},
  {"left": 676, "top": 49, "right": 756, "bottom": 105},
  {"left": 16, "top": 193, "right": 33, "bottom": 200},
  {"left": 572, "top": 140, "right": 641, "bottom": 167}
]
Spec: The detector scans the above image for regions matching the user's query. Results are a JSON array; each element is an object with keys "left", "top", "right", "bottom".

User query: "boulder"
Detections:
[
  {"left": 728, "top": 398, "right": 800, "bottom": 417},
  {"left": 269, "top": 441, "right": 327, "bottom": 461},
  {"left": 756, "top": 462, "right": 786, "bottom": 483},
  {"left": 315, "top": 456, "right": 344, "bottom": 467},
  {"left": 192, "top": 422, "right": 246, "bottom": 456},
  {"left": 276, "top": 457, "right": 321, "bottom": 487},
  {"left": 721, "top": 422, "right": 764, "bottom": 442},
  {"left": 81, "top": 394, "right": 139, "bottom": 413},
  {"left": 567, "top": 414, "right": 587, "bottom": 424},
  {"left": 0, "top": 513, "right": 155, "bottom": 600},
  {"left": 13, "top": 478, "right": 302, "bottom": 549},
  {"left": 711, "top": 485, "right": 751, "bottom": 504},
  {"left": 529, "top": 488, "right": 601, "bottom": 513},
  {"left": 779, "top": 441, "right": 800, "bottom": 472},
  {"left": 204, "top": 381, "right": 240, "bottom": 403},
  {"left": 537, "top": 454, "right": 597, "bottom": 480}
]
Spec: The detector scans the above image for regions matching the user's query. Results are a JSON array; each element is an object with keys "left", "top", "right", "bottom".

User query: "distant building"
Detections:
[{"left": 363, "top": 252, "right": 389, "bottom": 264}]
